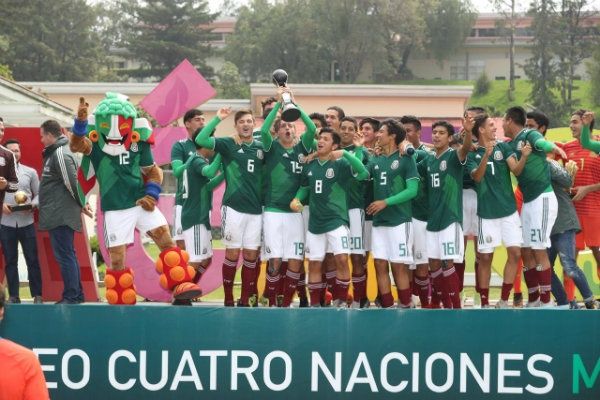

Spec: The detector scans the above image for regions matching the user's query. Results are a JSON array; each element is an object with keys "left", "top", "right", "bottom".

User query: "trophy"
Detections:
[
  {"left": 272, "top": 69, "right": 301, "bottom": 122},
  {"left": 9, "top": 190, "right": 32, "bottom": 211}
]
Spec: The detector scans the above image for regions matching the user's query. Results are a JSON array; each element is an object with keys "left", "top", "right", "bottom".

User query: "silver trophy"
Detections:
[{"left": 272, "top": 69, "right": 301, "bottom": 122}]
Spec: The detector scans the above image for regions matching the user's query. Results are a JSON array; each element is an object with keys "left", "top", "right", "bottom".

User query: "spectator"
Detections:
[
  {"left": 0, "top": 287, "right": 50, "bottom": 399},
  {"left": 0, "top": 117, "right": 19, "bottom": 220},
  {"left": 0, "top": 139, "right": 42, "bottom": 304},
  {"left": 38, "top": 120, "right": 85, "bottom": 304}
]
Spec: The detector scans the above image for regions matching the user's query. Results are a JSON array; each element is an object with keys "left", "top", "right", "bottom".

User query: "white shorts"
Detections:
[
  {"left": 462, "top": 189, "right": 478, "bottom": 237},
  {"left": 348, "top": 208, "right": 365, "bottom": 255},
  {"left": 104, "top": 206, "right": 167, "bottom": 248},
  {"left": 183, "top": 224, "right": 213, "bottom": 262},
  {"left": 172, "top": 204, "right": 184, "bottom": 241},
  {"left": 363, "top": 220, "right": 372, "bottom": 252},
  {"left": 426, "top": 223, "right": 465, "bottom": 262},
  {"left": 302, "top": 206, "right": 310, "bottom": 233},
  {"left": 221, "top": 206, "right": 262, "bottom": 249},
  {"left": 478, "top": 212, "right": 523, "bottom": 253},
  {"left": 521, "top": 191, "right": 558, "bottom": 250},
  {"left": 263, "top": 211, "right": 305, "bottom": 260},
  {"left": 371, "top": 223, "right": 414, "bottom": 264},
  {"left": 305, "top": 225, "right": 350, "bottom": 261},
  {"left": 412, "top": 218, "right": 428, "bottom": 266}
]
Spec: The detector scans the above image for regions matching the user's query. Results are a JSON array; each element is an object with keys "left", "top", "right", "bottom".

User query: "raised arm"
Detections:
[
  {"left": 195, "top": 107, "right": 232, "bottom": 150},
  {"left": 261, "top": 102, "right": 280, "bottom": 151},
  {"left": 201, "top": 154, "right": 222, "bottom": 179},
  {"left": 343, "top": 150, "right": 369, "bottom": 180},
  {"left": 299, "top": 108, "right": 317, "bottom": 150},
  {"left": 507, "top": 142, "right": 531, "bottom": 176},
  {"left": 458, "top": 116, "right": 473, "bottom": 162},
  {"left": 580, "top": 112, "right": 600, "bottom": 153},
  {"left": 207, "top": 171, "right": 225, "bottom": 191}
]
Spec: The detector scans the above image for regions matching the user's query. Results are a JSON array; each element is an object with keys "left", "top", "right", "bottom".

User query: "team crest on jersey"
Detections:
[
  {"left": 266, "top": 247, "right": 271, "bottom": 254},
  {"left": 391, "top": 160, "right": 400, "bottom": 170},
  {"left": 225, "top": 234, "right": 232, "bottom": 241},
  {"left": 494, "top": 150, "right": 503, "bottom": 161},
  {"left": 440, "top": 160, "right": 447, "bottom": 171},
  {"left": 110, "top": 233, "right": 117, "bottom": 242},
  {"left": 298, "top": 154, "right": 306, "bottom": 163},
  {"left": 326, "top": 168, "right": 335, "bottom": 178},
  {"left": 130, "top": 143, "right": 138, "bottom": 152},
  {"left": 256, "top": 149, "right": 264, "bottom": 160}
]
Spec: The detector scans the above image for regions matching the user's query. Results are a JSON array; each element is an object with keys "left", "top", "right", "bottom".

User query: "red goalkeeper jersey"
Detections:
[{"left": 561, "top": 139, "right": 600, "bottom": 216}]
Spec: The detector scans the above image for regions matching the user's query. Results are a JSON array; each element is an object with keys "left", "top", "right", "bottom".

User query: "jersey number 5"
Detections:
[{"left": 380, "top": 171, "right": 387, "bottom": 185}]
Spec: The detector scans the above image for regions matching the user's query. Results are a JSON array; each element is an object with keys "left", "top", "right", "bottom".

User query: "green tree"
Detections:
[
  {"left": 216, "top": 61, "right": 250, "bottom": 98},
  {"left": 492, "top": 0, "right": 518, "bottom": 100},
  {"left": 0, "top": 35, "right": 13, "bottom": 80},
  {"left": 586, "top": 49, "right": 600, "bottom": 106},
  {"left": 0, "top": 0, "right": 102, "bottom": 81}
]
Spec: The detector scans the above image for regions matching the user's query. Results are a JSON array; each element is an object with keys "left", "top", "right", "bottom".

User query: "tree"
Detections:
[
  {"left": 492, "top": 0, "right": 519, "bottom": 100},
  {"left": 216, "top": 61, "right": 250, "bottom": 98},
  {"left": 586, "top": 48, "right": 600, "bottom": 106},
  {"left": 0, "top": 35, "right": 13, "bottom": 80},
  {"left": 121, "top": 0, "right": 217, "bottom": 80},
  {"left": 0, "top": 0, "right": 103, "bottom": 81}
]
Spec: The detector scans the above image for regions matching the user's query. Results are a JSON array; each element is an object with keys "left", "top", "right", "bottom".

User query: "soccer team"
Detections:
[{"left": 171, "top": 86, "right": 600, "bottom": 309}]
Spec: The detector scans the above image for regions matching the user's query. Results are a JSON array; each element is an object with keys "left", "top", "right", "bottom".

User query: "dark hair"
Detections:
[
  {"left": 319, "top": 126, "right": 341, "bottom": 146},
  {"left": 505, "top": 106, "right": 527, "bottom": 127},
  {"left": 400, "top": 115, "right": 421, "bottom": 131},
  {"left": 572, "top": 109, "right": 594, "bottom": 131},
  {"left": 4, "top": 138, "right": 20, "bottom": 147},
  {"left": 526, "top": 111, "right": 550, "bottom": 132},
  {"left": 41, "top": 120, "right": 63, "bottom": 138},
  {"left": 472, "top": 114, "right": 490, "bottom": 140},
  {"left": 340, "top": 116, "right": 358, "bottom": 132},
  {"left": 326, "top": 106, "right": 345, "bottom": 120},
  {"left": 359, "top": 117, "right": 380, "bottom": 132},
  {"left": 309, "top": 112, "right": 327, "bottom": 128},
  {"left": 380, "top": 118, "right": 406, "bottom": 145},
  {"left": 261, "top": 96, "right": 277, "bottom": 111},
  {"left": 432, "top": 120, "right": 455, "bottom": 136},
  {"left": 465, "top": 106, "right": 485, "bottom": 117},
  {"left": 234, "top": 109, "right": 254, "bottom": 124},
  {"left": 0, "top": 117, "right": 3, "bottom": 122},
  {"left": 183, "top": 109, "right": 203, "bottom": 124}
]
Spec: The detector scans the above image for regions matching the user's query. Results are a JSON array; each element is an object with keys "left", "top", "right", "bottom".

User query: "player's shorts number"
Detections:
[
  {"left": 341, "top": 236, "right": 349, "bottom": 249},
  {"left": 398, "top": 243, "right": 407, "bottom": 257},
  {"left": 442, "top": 242, "right": 456, "bottom": 256},
  {"left": 247, "top": 159, "right": 255, "bottom": 173},
  {"left": 431, "top": 173, "right": 440, "bottom": 188},
  {"left": 294, "top": 242, "right": 304, "bottom": 256},
  {"left": 350, "top": 236, "right": 362, "bottom": 250},
  {"left": 530, "top": 229, "right": 542, "bottom": 243},
  {"left": 315, "top": 179, "right": 323, "bottom": 194}
]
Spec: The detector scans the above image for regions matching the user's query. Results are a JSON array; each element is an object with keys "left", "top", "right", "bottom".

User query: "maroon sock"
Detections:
[
  {"left": 264, "top": 273, "right": 280, "bottom": 306},
  {"left": 297, "top": 270, "right": 307, "bottom": 299},
  {"left": 308, "top": 282, "right": 323, "bottom": 306},
  {"left": 480, "top": 288, "right": 489, "bottom": 306},
  {"left": 431, "top": 269, "right": 451, "bottom": 308},
  {"left": 222, "top": 258, "right": 237, "bottom": 306},
  {"left": 443, "top": 266, "right": 461, "bottom": 309},
  {"left": 455, "top": 262, "right": 466, "bottom": 293},
  {"left": 240, "top": 259, "right": 257, "bottom": 305},
  {"left": 283, "top": 269, "right": 301, "bottom": 307},
  {"left": 538, "top": 267, "right": 552, "bottom": 304},
  {"left": 325, "top": 271, "right": 337, "bottom": 292},
  {"left": 414, "top": 276, "right": 430, "bottom": 308},
  {"left": 193, "top": 265, "right": 207, "bottom": 284},
  {"left": 253, "top": 257, "right": 261, "bottom": 295},
  {"left": 397, "top": 288, "right": 412, "bottom": 308},
  {"left": 380, "top": 292, "right": 395, "bottom": 308},
  {"left": 335, "top": 278, "right": 350, "bottom": 302},
  {"left": 474, "top": 261, "right": 480, "bottom": 293},
  {"left": 351, "top": 272, "right": 367, "bottom": 302},
  {"left": 523, "top": 266, "right": 540, "bottom": 303},
  {"left": 501, "top": 282, "right": 513, "bottom": 301}
]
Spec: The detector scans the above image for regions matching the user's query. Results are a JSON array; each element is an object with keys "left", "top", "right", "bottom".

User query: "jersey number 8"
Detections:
[{"left": 315, "top": 179, "right": 322, "bottom": 193}]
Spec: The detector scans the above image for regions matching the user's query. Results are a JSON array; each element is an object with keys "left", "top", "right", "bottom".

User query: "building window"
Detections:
[{"left": 450, "top": 60, "right": 485, "bottom": 80}]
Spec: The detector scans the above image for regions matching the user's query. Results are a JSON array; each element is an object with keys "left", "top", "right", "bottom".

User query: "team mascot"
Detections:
[{"left": 70, "top": 93, "right": 202, "bottom": 305}]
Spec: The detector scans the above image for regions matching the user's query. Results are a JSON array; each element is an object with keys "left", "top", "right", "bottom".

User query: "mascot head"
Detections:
[{"left": 87, "top": 92, "right": 152, "bottom": 156}]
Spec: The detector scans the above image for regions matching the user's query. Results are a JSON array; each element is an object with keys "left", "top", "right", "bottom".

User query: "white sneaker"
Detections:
[
  {"left": 495, "top": 299, "right": 510, "bottom": 309},
  {"left": 397, "top": 301, "right": 415, "bottom": 309},
  {"left": 526, "top": 298, "right": 541, "bottom": 308},
  {"left": 332, "top": 299, "right": 346, "bottom": 308},
  {"left": 350, "top": 301, "right": 360, "bottom": 309},
  {"left": 540, "top": 300, "right": 555, "bottom": 308}
]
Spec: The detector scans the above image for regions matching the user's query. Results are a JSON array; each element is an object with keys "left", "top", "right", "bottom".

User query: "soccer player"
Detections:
[
  {"left": 467, "top": 114, "right": 527, "bottom": 308},
  {"left": 309, "top": 112, "right": 327, "bottom": 131},
  {"left": 503, "top": 106, "right": 565, "bottom": 307},
  {"left": 366, "top": 119, "right": 419, "bottom": 308},
  {"left": 291, "top": 127, "right": 369, "bottom": 307},
  {"left": 180, "top": 132, "right": 224, "bottom": 303},
  {"left": 195, "top": 107, "right": 264, "bottom": 307},
  {"left": 360, "top": 117, "right": 380, "bottom": 150},
  {"left": 171, "top": 109, "right": 205, "bottom": 249},
  {"left": 417, "top": 120, "right": 473, "bottom": 309},
  {"left": 260, "top": 88, "right": 316, "bottom": 307},
  {"left": 325, "top": 106, "right": 345, "bottom": 131},
  {"left": 401, "top": 115, "right": 430, "bottom": 151},
  {"left": 339, "top": 116, "right": 370, "bottom": 307}
]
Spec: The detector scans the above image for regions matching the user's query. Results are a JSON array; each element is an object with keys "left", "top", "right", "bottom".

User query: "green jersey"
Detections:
[
  {"left": 369, "top": 151, "right": 419, "bottom": 227},
  {"left": 466, "top": 142, "right": 517, "bottom": 219},
  {"left": 88, "top": 141, "right": 153, "bottom": 212},
  {"left": 418, "top": 148, "right": 464, "bottom": 231},
  {"left": 181, "top": 155, "right": 212, "bottom": 230},
  {"left": 412, "top": 145, "right": 432, "bottom": 222},
  {"left": 509, "top": 128, "right": 552, "bottom": 202},
  {"left": 213, "top": 137, "right": 264, "bottom": 215},
  {"left": 171, "top": 138, "right": 197, "bottom": 206},
  {"left": 264, "top": 140, "right": 311, "bottom": 212},
  {"left": 343, "top": 144, "right": 370, "bottom": 210},
  {"left": 302, "top": 158, "right": 356, "bottom": 234}
]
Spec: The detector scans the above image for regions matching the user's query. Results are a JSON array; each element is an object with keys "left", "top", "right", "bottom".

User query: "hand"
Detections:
[
  {"left": 462, "top": 116, "right": 474, "bottom": 133},
  {"left": 572, "top": 185, "right": 592, "bottom": 201},
  {"left": 367, "top": 200, "right": 387, "bottom": 215},
  {"left": 217, "top": 107, "right": 232, "bottom": 121},
  {"left": 136, "top": 195, "right": 157, "bottom": 211},
  {"left": 521, "top": 142, "right": 532, "bottom": 158},
  {"left": 582, "top": 111, "right": 595, "bottom": 127},
  {"left": 0, "top": 177, "right": 6, "bottom": 190},
  {"left": 277, "top": 86, "right": 292, "bottom": 103},
  {"left": 353, "top": 131, "right": 365, "bottom": 148},
  {"left": 484, "top": 141, "right": 494, "bottom": 158},
  {"left": 2, "top": 203, "right": 11, "bottom": 215},
  {"left": 553, "top": 145, "right": 567, "bottom": 159},
  {"left": 82, "top": 203, "right": 93, "bottom": 218},
  {"left": 77, "top": 97, "right": 89, "bottom": 121},
  {"left": 303, "top": 152, "right": 318, "bottom": 164},
  {"left": 290, "top": 198, "right": 303, "bottom": 212},
  {"left": 330, "top": 150, "right": 344, "bottom": 160},
  {"left": 374, "top": 140, "right": 383, "bottom": 156}
]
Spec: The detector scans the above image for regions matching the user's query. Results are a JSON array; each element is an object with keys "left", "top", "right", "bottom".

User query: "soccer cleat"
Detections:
[
  {"left": 332, "top": 299, "right": 346, "bottom": 308},
  {"left": 33, "top": 296, "right": 43, "bottom": 304},
  {"left": 585, "top": 300, "right": 600, "bottom": 309},
  {"left": 359, "top": 297, "right": 370, "bottom": 309},
  {"left": 495, "top": 300, "right": 510, "bottom": 309},
  {"left": 172, "top": 298, "right": 193, "bottom": 306},
  {"left": 350, "top": 301, "right": 360, "bottom": 309},
  {"left": 540, "top": 300, "right": 555, "bottom": 308},
  {"left": 249, "top": 294, "right": 258, "bottom": 307},
  {"left": 224, "top": 300, "right": 235, "bottom": 307},
  {"left": 513, "top": 293, "right": 523, "bottom": 308},
  {"left": 481, "top": 304, "right": 491, "bottom": 309},
  {"left": 526, "top": 298, "right": 541, "bottom": 308},
  {"left": 258, "top": 296, "right": 269, "bottom": 307},
  {"left": 569, "top": 300, "right": 580, "bottom": 309},
  {"left": 299, "top": 297, "right": 309, "bottom": 308},
  {"left": 8, "top": 296, "right": 21, "bottom": 304}
]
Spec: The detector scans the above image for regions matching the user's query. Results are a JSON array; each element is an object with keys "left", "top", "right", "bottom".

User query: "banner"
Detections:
[{"left": 1, "top": 306, "right": 599, "bottom": 399}]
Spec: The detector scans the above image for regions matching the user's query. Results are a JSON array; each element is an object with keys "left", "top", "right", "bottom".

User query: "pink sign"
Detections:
[
  {"left": 151, "top": 126, "right": 187, "bottom": 166},
  {"left": 140, "top": 59, "right": 216, "bottom": 126}
]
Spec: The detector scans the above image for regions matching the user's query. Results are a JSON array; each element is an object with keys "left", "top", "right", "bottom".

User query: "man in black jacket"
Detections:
[{"left": 39, "top": 120, "right": 85, "bottom": 304}]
